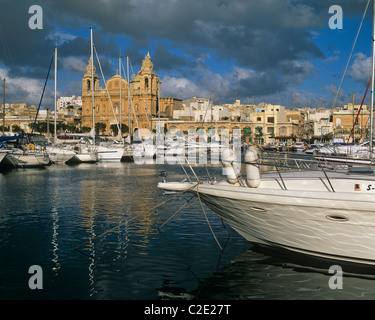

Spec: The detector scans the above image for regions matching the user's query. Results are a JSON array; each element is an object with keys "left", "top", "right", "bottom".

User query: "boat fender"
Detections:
[
  {"left": 244, "top": 147, "right": 261, "bottom": 188},
  {"left": 27, "top": 143, "right": 35, "bottom": 151},
  {"left": 221, "top": 149, "right": 241, "bottom": 184}
]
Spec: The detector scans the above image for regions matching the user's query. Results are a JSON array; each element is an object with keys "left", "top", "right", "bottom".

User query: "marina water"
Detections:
[{"left": 1, "top": 161, "right": 375, "bottom": 300}]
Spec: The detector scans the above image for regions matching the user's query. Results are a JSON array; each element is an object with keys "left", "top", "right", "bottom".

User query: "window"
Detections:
[
  {"left": 267, "top": 117, "right": 274, "bottom": 123},
  {"left": 145, "top": 78, "right": 149, "bottom": 89},
  {"left": 257, "top": 117, "right": 261, "bottom": 121},
  {"left": 87, "top": 80, "right": 90, "bottom": 91},
  {"left": 279, "top": 126, "right": 287, "bottom": 136}
]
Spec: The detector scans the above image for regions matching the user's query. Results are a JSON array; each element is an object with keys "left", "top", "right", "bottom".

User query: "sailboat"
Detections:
[
  {"left": 0, "top": 134, "right": 51, "bottom": 168},
  {"left": 45, "top": 46, "right": 76, "bottom": 164},
  {"left": 119, "top": 55, "right": 157, "bottom": 162},
  {"left": 1, "top": 69, "right": 50, "bottom": 169},
  {"left": 0, "top": 149, "right": 16, "bottom": 171},
  {"left": 89, "top": 28, "right": 124, "bottom": 162},
  {"left": 55, "top": 132, "right": 98, "bottom": 163},
  {"left": 158, "top": 1, "right": 375, "bottom": 266},
  {"left": 1, "top": 73, "right": 50, "bottom": 168}
]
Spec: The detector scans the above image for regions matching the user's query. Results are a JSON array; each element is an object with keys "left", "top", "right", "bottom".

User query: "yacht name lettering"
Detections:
[{"left": 367, "top": 184, "right": 375, "bottom": 191}]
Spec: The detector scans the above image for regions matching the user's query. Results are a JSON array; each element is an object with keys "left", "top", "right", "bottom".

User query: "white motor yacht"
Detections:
[{"left": 158, "top": 147, "right": 375, "bottom": 266}]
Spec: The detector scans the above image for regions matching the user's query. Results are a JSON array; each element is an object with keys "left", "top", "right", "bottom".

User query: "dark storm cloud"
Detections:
[
  {"left": 0, "top": 0, "right": 55, "bottom": 78},
  {"left": 151, "top": 43, "right": 198, "bottom": 72},
  {"left": 0, "top": 0, "right": 370, "bottom": 104},
  {"left": 41, "top": 0, "right": 328, "bottom": 69}
]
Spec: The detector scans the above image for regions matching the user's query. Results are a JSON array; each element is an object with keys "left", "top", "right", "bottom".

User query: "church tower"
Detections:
[
  {"left": 82, "top": 58, "right": 100, "bottom": 96},
  {"left": 81, "top": 52, "right": 162, "bottom": 134},
  {"left": 131, "top": 52, "right": 160, "bottom": 115},
  {"left": 81, "top": 58, "right": 100, "bottom": 129}
]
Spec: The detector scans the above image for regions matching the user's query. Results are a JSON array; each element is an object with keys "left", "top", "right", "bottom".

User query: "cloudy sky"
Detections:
[{"left": 0, "top": 0, "right": 374, "bottom": 109}]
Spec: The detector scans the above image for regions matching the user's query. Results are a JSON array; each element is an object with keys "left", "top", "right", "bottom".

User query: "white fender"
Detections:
[
  {"left": 244, "top": 147, "right": 261, "bottom": 188},
  {"left": 222, "top": 149, "right": 241, "bottom": 184}
]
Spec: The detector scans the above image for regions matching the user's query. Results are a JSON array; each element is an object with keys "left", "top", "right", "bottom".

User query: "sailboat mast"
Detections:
[
  {"left": 127, "top": 56, "right": 131, "bottom": 139},
  {"left": 119, "top": 53, "right": 122, "bottom": 138},
  {"left": 2, "top": 78, "right": 5, "bottom": 136},
  {"left": 91, "top": 27, "right": 95, "bottom": 144},
  {"left": 54, "top": 46, "right": 57, "bottom": 143},
  {"left": 370, "top": 0, "right": 375, "bottom": 153}
]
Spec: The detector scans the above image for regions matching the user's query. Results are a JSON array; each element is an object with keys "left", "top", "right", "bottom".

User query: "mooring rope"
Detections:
[
  {"left": 157, "top": 195, "right": 196, "bottom": 231},
  {"left": 75, "top": 177, "right": 225, "bottom": 256},
  {"left": 196, "top": 182, "right": 223, "bottom": 251},
  {"left": 74, "top": 182, "right": 199, "bottom": 254}
]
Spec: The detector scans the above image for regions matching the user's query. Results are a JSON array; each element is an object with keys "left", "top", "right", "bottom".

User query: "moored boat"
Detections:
[
  {"left": 46, "top": 145, "right": 76, "bottom": 164},
  {"left": 0, "top": 151, "right": 16, "bottom": 171},
  {"left": 0, "top": 134, "right": 51, "bottom": 168},
  {"left": 158, "top": 146, "right": 375, "bottom": 266}
]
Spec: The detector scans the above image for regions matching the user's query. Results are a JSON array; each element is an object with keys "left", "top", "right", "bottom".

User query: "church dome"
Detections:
[{"left": 106, "top": 74, "right": 127, "bottom": 91}]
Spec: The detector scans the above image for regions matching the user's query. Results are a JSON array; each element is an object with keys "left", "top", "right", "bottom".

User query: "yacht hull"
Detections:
[
  {"left": 9, "top": 152, "right": 51, "bottom": 168},
  {"left": 158, "top": 176, "right": 375, "bottom": 265},
  {"left": 0, "top": 152, "right": 16, "bottom": 171},
  {"left": 97, "top": 146, "right": 123, "bottom": 162},
  {"left": 46, "top": 146, "right": 76, "bottom": 164},
  {"left": 69, "top": 153, "right": 98, "bottom": 163}
]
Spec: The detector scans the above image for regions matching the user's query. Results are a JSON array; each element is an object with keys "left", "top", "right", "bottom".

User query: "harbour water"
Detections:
[{"left": 1, "top": 161, "right": 375, "bottom": 300}]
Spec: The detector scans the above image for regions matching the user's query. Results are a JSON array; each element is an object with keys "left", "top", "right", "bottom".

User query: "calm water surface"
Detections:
[{"left": 1, "top": 161, "right": 375, "bottom": 300}]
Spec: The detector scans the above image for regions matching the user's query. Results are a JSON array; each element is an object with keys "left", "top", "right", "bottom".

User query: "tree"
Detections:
[
  {"left": 110, "top": 124, "right": 119, "bottom": 136},
  {"left": 111, "top": 123, "right": 129, "bottom": 136},
  {"left": 95, "top": 122, "right": 107, "bottom": 135},
  {"left": 0, "top": 125, "right": 9, "bottom": 132},
  {"left": 12, "top": 125, "right": 25, "bottom": 134},
  {"left": 28, "top": 122, "right": 53, "bottom": 134}
]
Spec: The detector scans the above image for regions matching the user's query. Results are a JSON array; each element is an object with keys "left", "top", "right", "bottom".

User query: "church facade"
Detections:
[{"left": 81, "top": 52, "right": 161, "bottom": 136}]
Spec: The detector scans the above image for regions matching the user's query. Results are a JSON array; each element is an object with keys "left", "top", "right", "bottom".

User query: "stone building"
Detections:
[
  {"left": 81, "top": 52, "right": 162, "bottom": 135},
  {"left": 332, "top": 103, "right": 370, "bottom": 141}
]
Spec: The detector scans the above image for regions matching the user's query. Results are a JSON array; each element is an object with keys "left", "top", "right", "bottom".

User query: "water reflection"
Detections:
[
  {"left": 194, "top": 246, "right": 375, "bottom": 300},
  {"left": 76, "top": 162, "right": 164, "bottom": 298},
  {"left": 2, "top": 161, "right": 375, "bottom": 300}
]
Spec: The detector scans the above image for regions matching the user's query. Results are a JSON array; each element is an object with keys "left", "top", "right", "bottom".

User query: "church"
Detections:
[{"left": 81, "top": 52, "right": 164, "bottom": 136}]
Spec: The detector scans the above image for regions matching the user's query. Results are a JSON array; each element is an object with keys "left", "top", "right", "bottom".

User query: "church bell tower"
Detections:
[{"left": 82, "top": 58, "right": 100, "bottom": 96}]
